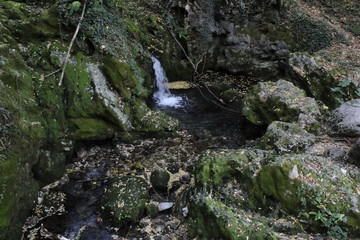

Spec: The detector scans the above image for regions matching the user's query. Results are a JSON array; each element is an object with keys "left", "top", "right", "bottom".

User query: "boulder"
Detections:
[
  {"left": 329, "top": 99, "right": 360, "bottom": 137},
  {"left": 287, "top": 53, "right": 356, "bottom": 109},
  {"left": 258, "top": 121, "right": 316, "bottom": 154},
  {"left": 250, "top": 154, "right": 360, "bottom": 232},
  {"left": 101, "top": 176, "right": 149, "bottom": 226},
  {"left": 348, "top": 138, "right": 360, "bottom": 167},
  {"left": 242, "top": 80, "right": 321, "bottom": 133},
  {"left": 150, "top": 169, "right": 170, "bottom": 191},
  {"left": 189, "top": 193, "right": 275, "bottom": 240}
]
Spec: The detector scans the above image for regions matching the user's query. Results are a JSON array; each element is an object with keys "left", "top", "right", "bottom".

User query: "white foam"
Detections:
[{"left": 152, "top": 56, "right": 183, "bottom": 108}]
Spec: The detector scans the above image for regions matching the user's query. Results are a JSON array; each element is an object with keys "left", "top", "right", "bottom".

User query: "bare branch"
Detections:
[{"left": 58, "top": 1, "right": 87, "bottom": 86}]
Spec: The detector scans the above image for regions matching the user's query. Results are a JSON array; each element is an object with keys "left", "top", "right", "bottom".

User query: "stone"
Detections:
[
  {"left": 258, "top": 121, "right": 316, "bottom": 154},
  {"left": 287, "top": 53, "right": 341, "bottom": 108},
  {"left": 189, "top": 193, "right": 275, "bottom": 239},
  {"left": 329, "top": 99, "right": 360, "bottom": 137},
  {"left": 250, "top": 154, "right": 360, "bottom": 230},
  {"left": 242, "top": 79, "right": 322, "bottom": 133},
  {"left": 348, "top": 138, "right": 360, "bottom": 167},
  {"left": 150, "top": 169, "right": 170, "bottom": 191},
  {"left": 101, "top": 176, "right": 149, "bottom": 226}
]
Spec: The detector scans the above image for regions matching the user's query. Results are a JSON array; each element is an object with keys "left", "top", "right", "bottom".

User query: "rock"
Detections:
[
  {"left": 242, "top": 79, "right": 322, "bottom": 133},
  {"left": 168, "top": 81, "right": 193, "bottom": 89},
  {"left": 287, "top": 53, "right": 343, "bottom": 108},
  {"left": 258, "top": 121, "right": 316, "bottom": 154},
  {"left": 150, "top": 170, "right": 170, "bottom": 191},
  {"left": 249, "top": 154, "right": 360, "bottom": 231},
  {"left": 101, "top": 176, "right": 149, "bottom": 226},
  {"left": 348, "top": 138, "right": 360, "bottom": 167},
  {"left": 195, "top": 149, "right": 250, "bottom": 190},
  {"left": 329, "top": 99, "right": 360, "bottom": 137},
  {"left": 189, "top": 193, "right": 275, "bottom": 239},
  {"left": 158, "top": 202, "right": 174, "bottom": 211}
]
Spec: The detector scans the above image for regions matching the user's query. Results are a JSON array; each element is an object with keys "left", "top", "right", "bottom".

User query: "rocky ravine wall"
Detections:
[{"left": 0, "top": 1, "right": 178, "bottom": 239}]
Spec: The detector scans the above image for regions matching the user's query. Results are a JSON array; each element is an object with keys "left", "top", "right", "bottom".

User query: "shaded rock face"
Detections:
[
  {"left": 101, "top": 176, "right": 149, "bottom": 227},
  {"left": 329, "top": 99, "right": 360, "bottom": 137},
  {"left": 242, "top": 80, "right": 321, "bottom": 133},
  {"left": 211, "top": 34, "right": 290, "bottom": 78},
  {"left": 287, "top": 53, "right": 343, "bottom": 108},
  {"left": 0, "top": 1, "right": 179, "bottom": 238},
  {"left": 349, "top": 138, "right": 360, "bottom": 167}
]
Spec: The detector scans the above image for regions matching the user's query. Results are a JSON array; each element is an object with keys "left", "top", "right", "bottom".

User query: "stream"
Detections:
[{"left": 23, "top": 59, "right": 264, "bottom": 240}]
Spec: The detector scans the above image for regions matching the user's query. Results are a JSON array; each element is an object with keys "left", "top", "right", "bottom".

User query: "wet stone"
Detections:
[
  {"left": 101, "top": 176, "right": 149, "bottom": 227},
  {"left": 150, "top": 169, "right": 170, "bottom": 191}
]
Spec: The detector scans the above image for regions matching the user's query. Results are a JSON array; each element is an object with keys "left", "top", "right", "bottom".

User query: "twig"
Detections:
[
  {"left": 58, "top": 1, "right": 87, "bottom": 86},
  {"left": 169, "top": 30, "right": 197, "bottom": 72},
  {"left": 44, "top": 68, "right": 62, "bottom": 78}
]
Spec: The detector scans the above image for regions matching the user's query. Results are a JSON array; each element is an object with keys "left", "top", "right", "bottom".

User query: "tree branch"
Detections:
[{"left": 58, "top": 1, "right": 87, "bottom": 86}]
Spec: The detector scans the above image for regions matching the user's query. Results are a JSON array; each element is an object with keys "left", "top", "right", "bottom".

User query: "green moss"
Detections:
[
  {"left": 63, "top": 52, "right": 107, "bottom": 119},
  {"left": 102, "top": 55, "right": 137, "bottom": 100},
  {"left": 195, "top": 150, "right": 250, "bottom": 190},
  {"left": 0, "top": 139, "right": 40, "bottom": 240},
  {"left": 70, "top": 118, "right": 116, "bottom": 140},
  {"left": 252, "top": 164, "right": 302, "bottom": 214},
  {"left": 189, "top": 194, "right": 276, "bottom": 240}
]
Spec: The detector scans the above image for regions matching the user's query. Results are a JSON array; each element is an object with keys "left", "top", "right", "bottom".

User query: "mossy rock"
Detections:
[
  {"left": 195, "top": 149, "right": 249, "bottom": 190},
  {"left": 195, "top": 149, "right": 274, "bottom": 191},
  {"left": 189, "top": 193, "right": 276, "bottom": 240},
  {"left": 102, "top": 55, "right": 138, "bottom": 100},
  {"left": 242, "top": 79, "right": 321, "bottom": 133},
  {"left": 258, "top": 121, "right": 316, "bottom": 154},
  {"left": 69, "top": 118, "right": 116, "bottom": 140},
  {"left": 0, "top": 139, "right": 41, "bottom": 240},
  {"left": 101, "top": 176, "right": 149, "bottom": 227},
  {"left": 63, "top": 52, "right": 107, "bottom": 119},
  {"left": 150, "top": 169, "right": 170, "bottom": 191},
  {"left": 288, "top": 53, "right": 345, "bottom": 109},
  {"left": 249, "top": 154, "right": 360, "bottom": 233},
  {"left": 132, "top": 99, "right": 179, "bottom": 132}
]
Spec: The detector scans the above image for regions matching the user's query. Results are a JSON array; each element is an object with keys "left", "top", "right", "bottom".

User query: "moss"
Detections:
[
  {"left": 0, "top": 139, "right": 40, "bottom": 240},
  {"left": 102, "top": 55, "right": 138, "bottom": 100},
  {"left": 69, "top": 118, "right": 116, "bottom": 140},
  {"left": 63, "top": 52, "right": 107, "bottom": 119},
  {"left": 195, "top": 150, "right": 250, "bottom": 190},
  {"left": 252, "top": 164, "right": 302, "bottom": 214},
  {"left": 189, "top": 194, "right": 276, "bottom": 240},
  {"left": 0, "top": 1, "right": 33, "bottom": 20}
]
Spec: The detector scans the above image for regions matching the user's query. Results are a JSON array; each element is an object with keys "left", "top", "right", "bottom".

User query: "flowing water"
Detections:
[{"left": 151, "top": 56, "right": 184, "bottom": 108}]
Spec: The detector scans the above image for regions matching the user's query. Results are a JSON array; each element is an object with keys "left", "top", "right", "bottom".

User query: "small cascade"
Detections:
[{"left": 151, "top": 56, "right": 183, "bottom": 108}]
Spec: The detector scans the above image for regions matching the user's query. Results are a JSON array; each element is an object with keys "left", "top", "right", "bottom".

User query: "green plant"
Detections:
[
  {"left": 298, "top": 190, "right": 348, "bottom": 239},
  {"left": 68, "top": 1, "right": 81, "bottom": 15},
  {"left": 330, "top": 78, "right": 360, "bottom": 104},
  {"left": 308, "top": 196, "right": 347, "bottom": 239}
]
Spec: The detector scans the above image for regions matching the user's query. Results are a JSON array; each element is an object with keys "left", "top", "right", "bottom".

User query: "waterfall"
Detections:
[{"left": 151, "top": 56, "right": 183, "bottom": 108}]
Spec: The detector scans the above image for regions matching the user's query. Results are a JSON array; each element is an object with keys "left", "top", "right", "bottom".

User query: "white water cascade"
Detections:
[{"left": 151, "top": 56, "right": 183, "bottom": 108}]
